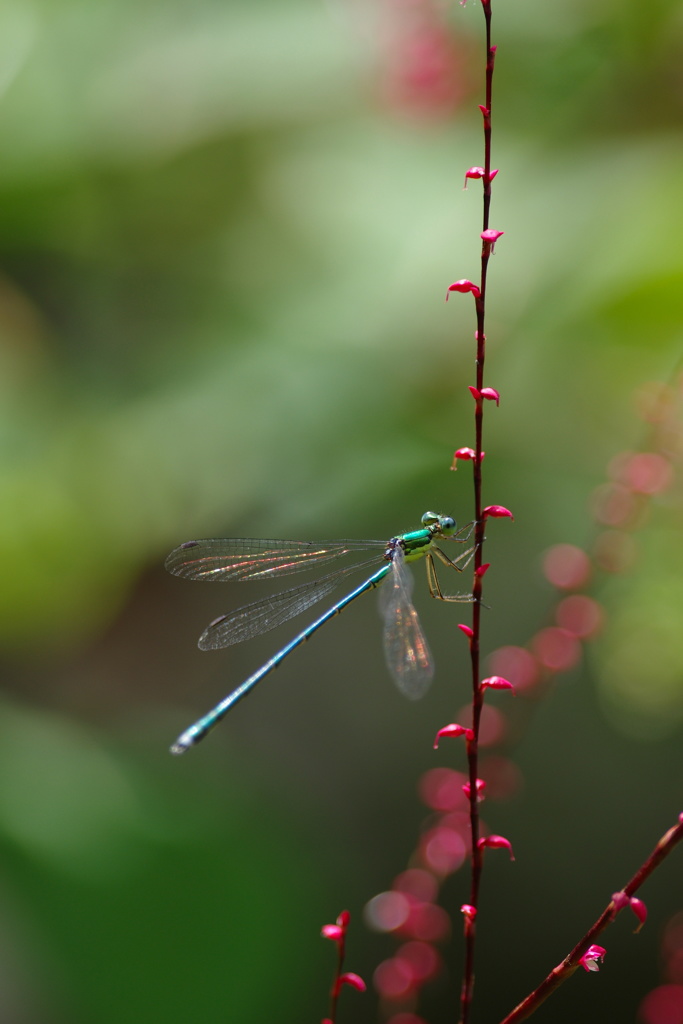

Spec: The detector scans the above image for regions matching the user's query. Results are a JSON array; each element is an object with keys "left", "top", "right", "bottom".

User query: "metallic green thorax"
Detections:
[{"left": 393, "top": 512, "right": 457, "bottom": 563}]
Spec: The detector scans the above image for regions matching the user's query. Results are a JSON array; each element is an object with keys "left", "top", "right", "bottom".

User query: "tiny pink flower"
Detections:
[
  {"left": 468, "top": 385, "right": 481, "bottom": 400},
  {"left": 480, "top": 675, "right": 515, "bottom": 694},
  {"left": 433, "top": 723, "right": 474, "bottom": 749},
  {"left": 610, "top": 892, "right": 629, "bottom": 914},
  {"left": 339, "top": 972, "right": 366, "bottom": 992},
  {"left": 475, "top": 563, "right": 491, "bottom": 578},
  {"left": 487, "top": 169, "right": 499, "bottom": 182},
  {"left": 462, "top": 778, "right": 486, "bottom": 801},
  {"left": 451, "top": 447, "right": 485, "bottom": 470},
  {"left": 481, "top": 229, "right": 504, "bottom": 253},
  {"left": 479, "top": 105, "right": 490, "bottom": 116},
  {"left": 463, "top": 166, "right": 485, "bottom": 189},
  {"left": 483, "top": 504, "right": 514, "bottom": 519},
  {"left": 480, "top": 386, "right": 500, "bottom": 405},
  {"left": 461, "top": 903, "right": 477, "bottom": 935},
  {"left": 579, "top": 945, "right": 606, "bottom": 973},
  {"left": 446, "top": 279, "right": 481, "bottom": 301},
  {"left": 477, "top": 834, "right": 515, "bottom": 860},
  {"left": 611, "top": 892, "right": 647, "bottom": 931},
  {"left": 629, "top": 898, "right": 647, "bottom": 930},
  {"left": 322, "top": 910, "right": 350, "bottom": 942},
  {"left": 458, "top": 624, "right": 474, "bottom": 639}
]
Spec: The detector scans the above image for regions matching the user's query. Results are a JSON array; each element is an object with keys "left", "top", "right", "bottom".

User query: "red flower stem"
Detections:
[
  {"left": 461, "top": 4, "right": 495, "bottom": 1024},
  {"left": 328, "top": 930, "right": 346, "bottom": 1023},
  {"left": 498, "top": 816, "right": 683, "bottom": 1024}
]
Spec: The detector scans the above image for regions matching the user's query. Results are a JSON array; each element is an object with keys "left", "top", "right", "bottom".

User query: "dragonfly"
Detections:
[{"left": 165, "top": 511, "right": 475, "bottom": 755}]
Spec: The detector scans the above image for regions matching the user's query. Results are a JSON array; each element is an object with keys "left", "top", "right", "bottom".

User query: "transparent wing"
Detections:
[
  {"left": 381, "top": 548, "right": 433, "bottom": 700},
  {"left": 198, "top": 556, "right": 381, "bottom": 650},
  {"left": 165, "top": 537, "right": 386, "bottom": 582}
]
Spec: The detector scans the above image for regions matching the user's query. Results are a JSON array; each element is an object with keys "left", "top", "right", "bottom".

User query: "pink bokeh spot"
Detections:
[
  {"left": 531, "top": 627, "right": 581, "bottom": 672},
  {"left": 488, "top": 645, "right": 540, "bottom": 692},
  {"left": 364, "top": 891, "right": 411, "bottom": 933},
  {"left": 396, "top": 941, "right": 441, "bottom": 983},
  {"left": 373, "top": 957, "right": 415, "bottom": 999},
  {"left": 421, "top": 825, "right": 467, "bottom": 875},
  {"left": 419, "top": 767, "right": 469, "bottom": 811},
  {"left": 555, "top": 594, "right": 603, "bottom": 638},
  {"left": 639, "top": 984, "right": 683, "bottom": 1024},
  {"left": 615, "top": 451, "right": 673, "bottom": 495},
  {"left": 592, "top": 530, "right": 637, "bottom": 573},
  {"left": 591, "top": 482, "right": 639, "bottom": 528},
  {"left": 403, "top": 901, "right": 451, "bottom": 942},
  {"left": 479, "top": 754, "right": 523, "bottom": 801},
  {"left": 393, "top": 868, "right": 439, "bottom": 904},
  {"left": 455, "top": 703, "right": 505, "bottom": 746},
  {"left": 543, "top": 544, "right": 591, "bottom": 589}
]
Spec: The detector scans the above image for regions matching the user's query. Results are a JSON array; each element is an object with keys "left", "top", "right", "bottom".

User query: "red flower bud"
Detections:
[
  {"left": 480, "top": 675, "right": 515, "bottom": 693},
  {"left": 629, "top": 897, "right": 647, "bottom": 931},
  {"left": 339, "top": 972, "right": 366, "bottom": 992},
  {"left": 433, "top": 723, "right": 474, "bottom": 749},
  {"left": 611, "top": 892, "right": 647, "bottom": 931},
  {"left": 483, "top": 504, "right": 513, "bottom": 519},
  {"left": 462, "top": 778, "right": 486, "bottom": 801},
  {"left": 458, "top": 624, "right": 474, "bottom": 639},
  {"left": 481, "top": 229, "right": 504, "bottom": 253},
  {"left": 463, "top": 166, "right": 485, "bottom": 189},
  {"left": 451, "top": 447, "right": 485, "bottom": 470},
  {"left": 475, "top": 563, "right": 491, "bottom": 578},
  {"left": 477, "top": 834, "right": 515, "bottom": 860},
  {"left": 446, "top": 279, "right": 481, "bottom": 300},
  {"left": 321, "top": 924, "right": 344, "bottom": 942},
  {"left": 480, "top": 387, "right": 500, "bottom": 404}
]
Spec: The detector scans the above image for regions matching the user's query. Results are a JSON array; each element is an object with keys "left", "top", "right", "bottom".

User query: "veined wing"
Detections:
[
  {"left": 165, "top": 537, "right": 386, "bottom": 582},
  {"left": 381, "top": 548, "right": 433, "bottom": 700},
  {"left": 165, "top": 532, "right": 387, "bottom": 581},
  {"left": 198, "top": 556, "right": 381, "bottom": 650}
]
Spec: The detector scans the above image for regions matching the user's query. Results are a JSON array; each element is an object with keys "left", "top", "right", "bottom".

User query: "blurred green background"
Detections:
[{"left": 0, "top": 0, "right": 682, "bottom": 1021}]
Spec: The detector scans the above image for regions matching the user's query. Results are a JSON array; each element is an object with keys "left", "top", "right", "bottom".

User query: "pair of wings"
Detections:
[{"left": 165, "top": 536, "right": 433, "bottom": 699}]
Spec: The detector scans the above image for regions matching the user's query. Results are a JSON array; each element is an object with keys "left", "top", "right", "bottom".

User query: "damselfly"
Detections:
[{"left": 166, "top": 511, "right": 474, "bottom": 754}]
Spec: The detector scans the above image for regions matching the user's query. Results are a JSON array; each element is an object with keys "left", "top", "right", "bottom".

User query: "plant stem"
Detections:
[
  {"left": 498, "top": 816, "right": 683, "bottom": 1023},
  {"left": 461, "top": 3, "right": 495, "bottom": 1022}
]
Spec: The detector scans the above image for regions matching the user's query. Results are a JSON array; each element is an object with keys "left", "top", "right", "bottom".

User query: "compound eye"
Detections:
[
  {"left": 421, "top": 511, "right": 439, "bottom": 526},
  {"left": 442, "top": 516, "right": 456, "bottom": 532}
]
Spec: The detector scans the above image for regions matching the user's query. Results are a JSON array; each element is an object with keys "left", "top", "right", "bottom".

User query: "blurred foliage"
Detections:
[{"left": 0, "top": 0, "right": 682, "bottom": 1021}]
